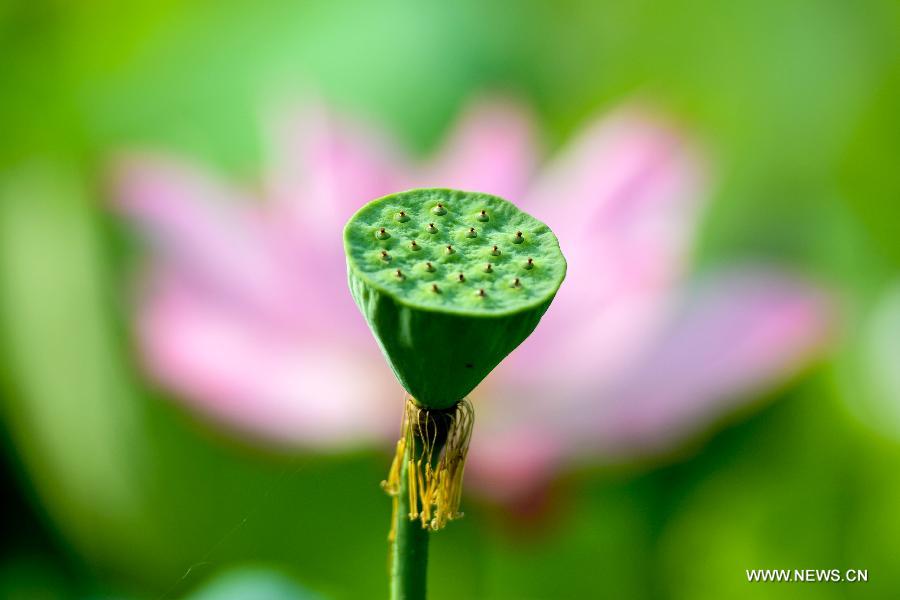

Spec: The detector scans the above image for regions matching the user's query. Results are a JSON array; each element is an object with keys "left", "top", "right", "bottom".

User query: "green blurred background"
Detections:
[{"left": 1, "top": 1, "right": 899, "bottom": 598}]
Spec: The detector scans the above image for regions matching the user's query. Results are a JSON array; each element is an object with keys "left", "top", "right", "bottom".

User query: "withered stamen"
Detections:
[
  {"left": 457, "top": 273, "right": 465, "bottom": 282},
  {"left": 431, "top": 283, "right": 440, "bottom": 293},
  {"left": 395, "top": 269, "right": 404, "bottom": 279},
  {"left": 512, "top": 277, "right": 521, "bottom": 287},
  {"left": 446, "top": 245, "right": 454, "bottom": 254},
  {"left": 425, "top": 261, "right": 434, "bottom": 272},
  {"left": 476, "top": 288, "right": 486, "bottom": 297},
  {"left": 484, "top": 263, "right": 493, "bottom": 273}
]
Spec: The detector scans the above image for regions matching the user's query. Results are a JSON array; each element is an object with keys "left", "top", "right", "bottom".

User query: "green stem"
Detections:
[
  {"left": 391, "top": 441, "right": 430, "bottom": 600},
  {"left": 390, "top": 406, "right": 453, "bottom": 600}
]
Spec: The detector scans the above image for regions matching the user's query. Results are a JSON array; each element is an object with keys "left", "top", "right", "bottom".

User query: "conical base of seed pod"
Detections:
[{"left": 382, "top": 397, "right": 475, "bottom": 538}]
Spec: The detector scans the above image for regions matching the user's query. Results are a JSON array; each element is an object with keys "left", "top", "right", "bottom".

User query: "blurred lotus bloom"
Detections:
[{"left": 113, "top": 95, "right": 831, "bottom": 499}]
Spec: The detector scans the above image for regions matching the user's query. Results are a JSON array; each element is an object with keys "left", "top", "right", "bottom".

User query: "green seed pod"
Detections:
[{"left": 344, "top": 188, "right": 566, "bottom": 409}]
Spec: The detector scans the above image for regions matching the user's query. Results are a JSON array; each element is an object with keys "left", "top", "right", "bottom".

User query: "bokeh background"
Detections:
[{"left": 1, "top": 1, "right": 899, "bottom": 599}]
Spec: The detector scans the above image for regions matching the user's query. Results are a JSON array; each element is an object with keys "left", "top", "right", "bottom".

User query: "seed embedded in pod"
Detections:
[
  {"left": 376, "top": 227, "right": 390, "bottom": 240},
  {"left": 491, "top": 245, "right": 501, "bottom": 256},
  {"left": 396, "top": 211, "right": 410, "bottom": 222},
  {"left": 445, "top": 245, "right": 455, "bottom": 255},
  {"left": 466, "top": 227, "right": 477, "bottom": 238},
  {"left": 525, "top": 257, "right": 534, "bottom": 269},
  {"left": 513, "top": 231, "right": 524, "bottom": 244},
  {"left": 424, "top": 261, "right": 435, "bottom": 272},
  {"left": 426, "top": 223, "right": 438, "bottom": 234},
  {"left": 476, "top": 209, "right": 489, "bottom": 222},
  {"left": 432, "top": 203, "right": 447, "bottom": 216},
  {"left": 410, "top": 240, "right": 421, "bottom": 251},
  {"left": 484, "top": 263, "right": 493, "bottom": 273}
]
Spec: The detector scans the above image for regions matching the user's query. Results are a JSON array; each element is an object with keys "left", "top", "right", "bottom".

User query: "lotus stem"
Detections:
[{"left": 385, "top": 399, "right": 473, "bottom": 599}]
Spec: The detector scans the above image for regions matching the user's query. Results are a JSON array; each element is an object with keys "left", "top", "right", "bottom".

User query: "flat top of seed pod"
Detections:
[{"left": 344, "top": 188, "right": 566, "bottom": 316}]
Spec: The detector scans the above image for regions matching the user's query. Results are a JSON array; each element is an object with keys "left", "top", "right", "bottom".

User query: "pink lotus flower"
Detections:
[{"left": 113, "top": 95, "right": 831, "bottom": 500}]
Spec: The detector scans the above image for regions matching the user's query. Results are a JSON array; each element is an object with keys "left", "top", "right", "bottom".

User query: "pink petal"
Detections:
[
  {"left": 586, "top": 268, "right": 834, "bottom": 458},
  {"left": 137, "top": 269, "right": 399, "bottom": 448},
  {"left": 467, "top": 269, "right": 832, "bottom": 499},
  {"left": 264, "top": 99, "right": 411, "bottom": 242},
  {"left": 112, "top": 155, "right": 303, "bottom": 328},
  {"left": 508, "top": 106, "right": 708, "bottom": 389},
  {"left": 263, "top": 101, "right": 414, "bottom": 328},
  {"left": 420, "top": 95, "right": 538, "bottom": 201},
  {"left": 463, "top": 106, "right": 710, "bottom": 500}
]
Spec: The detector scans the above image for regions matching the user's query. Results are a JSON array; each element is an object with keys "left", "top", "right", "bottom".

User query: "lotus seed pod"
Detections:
[{"left": 344, "top": 188, "right": 567, "bottom": 409}]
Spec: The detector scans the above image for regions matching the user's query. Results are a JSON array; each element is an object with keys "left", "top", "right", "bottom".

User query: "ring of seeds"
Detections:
[{"left": 344, "top": 189, "right": 565, "bottom": 315}]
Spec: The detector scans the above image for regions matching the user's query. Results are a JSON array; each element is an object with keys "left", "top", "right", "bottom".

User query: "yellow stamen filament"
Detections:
[{"left": 382, "top": 397, "right": 475, "bottom": 540}]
